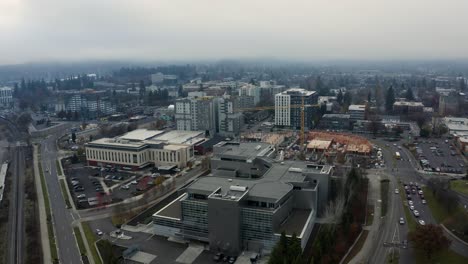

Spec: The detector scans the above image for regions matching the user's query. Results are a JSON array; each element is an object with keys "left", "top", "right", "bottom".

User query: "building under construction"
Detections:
[{"left": 306, "top": 131, "right": 373, "bottom": 156}]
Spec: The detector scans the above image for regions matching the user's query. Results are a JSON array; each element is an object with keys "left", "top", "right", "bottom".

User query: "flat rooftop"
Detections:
[
  {"left": 119, "top": 129, "right": 164, "bottom": 141},
  {"left": 276, "top": 209, "right": 312, "bottom": 236},
  {"left": 187, "top": 161, "right": 328, "bottom": 203},
  {"left": 151, "top": 130, "right": 205, "bottom": 144},
  {"left": 213, "top": 142, "right": 274, "bottom": 160},
  {"left": 348, "top": 105, "right": 366, "bottom": 111},
  {"left": 153, "top": 193, "right": 185, "bottom": 220}
]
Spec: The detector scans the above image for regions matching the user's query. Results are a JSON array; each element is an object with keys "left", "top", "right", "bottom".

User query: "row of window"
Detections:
[{"left": 86, "top": 148, "right": 182, "bottom": 165}]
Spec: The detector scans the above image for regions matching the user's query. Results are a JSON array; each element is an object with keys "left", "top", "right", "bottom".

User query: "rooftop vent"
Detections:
[
  {"left": 230, "top": 185, "right": 248, "bottom": 192},
  {"left": 288, "top": 167, "right": 303, "bottom": 173}
]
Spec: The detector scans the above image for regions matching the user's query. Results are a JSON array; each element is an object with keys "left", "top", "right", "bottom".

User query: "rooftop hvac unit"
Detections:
[
  {"left": 288, "top": 167, "right": 303, "bottom": 173},
  {"left": 230, "top": 185, "right": 247, "bottom": 192}
]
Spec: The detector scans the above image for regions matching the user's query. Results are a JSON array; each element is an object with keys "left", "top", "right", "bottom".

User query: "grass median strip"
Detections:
[
  {"left": 59, "top": 179, "right": 72, "bottom": 208},
  {"left": 381, "top": 179, "right": 389, "bottom": 217},
  {"left": 73, "top": 226, "right": 87, "bottom": 256},
  {"left": 38, "top": 159, "right": 59, "bottom": 263},
  {"left": 56, "top": 159, "right": 63, "bottom": 176},
  {"left": 82, "top": 222, "right": 102, "bottom": 264}
]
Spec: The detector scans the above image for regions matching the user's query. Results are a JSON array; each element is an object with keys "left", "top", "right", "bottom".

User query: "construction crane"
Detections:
[{"left": 235, "top": 101, "right": 320, "bottom": 147}]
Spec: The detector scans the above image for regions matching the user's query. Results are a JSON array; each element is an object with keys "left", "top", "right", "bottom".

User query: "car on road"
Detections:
[
  {"left": 120, "top": 184, "right": 130, "bottom": 190},
  {"left": 399, "top": 217, "right": 405, "bottom": 225},
  {"left": 418, "top": 190, "right": 423, "bottom": 195},
  {"left": 418, "top": 220, "right": 426, "bottom": 225},
  {"left": 413, "top": 210, "right": 420, "bottom": 217},
  {"left": 394, "top": 189, "right": 399, "bottom": 194},
  {"left": 96, "top": 229, "right": 103, "bottom": 236}
]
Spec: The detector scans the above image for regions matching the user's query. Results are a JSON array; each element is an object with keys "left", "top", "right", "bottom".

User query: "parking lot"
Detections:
[
  {"left": 64, "top": 164, "right": 148, "bottom": 208},
  {"left": 414, "top": 138, "right": 466, "bottom": 174}
]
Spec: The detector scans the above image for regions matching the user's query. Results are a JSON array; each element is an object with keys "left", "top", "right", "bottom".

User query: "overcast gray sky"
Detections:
[{"left": 1, "top": 0, "right": 468, "bottom": 65}]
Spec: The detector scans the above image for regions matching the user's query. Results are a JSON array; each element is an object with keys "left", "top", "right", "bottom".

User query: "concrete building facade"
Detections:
[
  {"left": 85, "top": 129, "right": 204, "bottom": 170},
  {"left": 175, "top": 95, "right": 217, "bottom": 137},
  {"left": 153, "top": 142, "right": 332, "bottom": 255},
  {"left": 0, "top": 87, "right": 13, "bottom": 108},
  {"left": 218, "top": 97, "right": 244, "bottom": 137}
]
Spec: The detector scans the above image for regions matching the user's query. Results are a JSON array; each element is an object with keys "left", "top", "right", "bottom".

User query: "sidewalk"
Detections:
[
  {"left": 33, "top": 145, "right": 52, "bottom": 264},
  {"left": 347, "top": 173, "right": 382, "bottom": 264}
]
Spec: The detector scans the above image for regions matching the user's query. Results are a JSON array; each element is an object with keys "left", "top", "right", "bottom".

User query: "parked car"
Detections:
[
  {"left": 418, "top": 220, "right": 426, "bottom": 225},
  {"left": 408, "top": 201, "right": 414, "bottom": 206},
  {"left": 76, "top": 194, "right": 86, "bottom": 199},
  {"left": 74, "top": 186, "right": 85, "bottom": 192},
  {"left": 410, "top": 205, "right": 415, "bottom": 211},
  {"left": 213, "top": 253, "right": 224, "bottom": 262},
  {"left": 120, "top": 184, "right": 130, "bottom": 190},
  {"left": 399, "top": 217, "right": 405, "bottom": 225},
  {"left": 228, "top": 256, "right": 237, "bottom": 264},
  {"left": 421, "top": 199, "right": 427, "bottom": 204},
  {"left": 394, "top": 189, "right": 399, "bottom": 194},
  {"left": 96, "top": 229, "right": 103, "bottom": 236},
  {"left": 131, "top": 180, "right": 138, "bottom": 185},
  {"left": 413, "top": 210, "right": 420, "bottom": 217}
]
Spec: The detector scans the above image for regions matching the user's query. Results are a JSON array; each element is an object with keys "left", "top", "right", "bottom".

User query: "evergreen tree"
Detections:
[
  {"left": 337, "top": 90, "right": 343, "bottom": 105},
  {"left": 385, "top": 86, "right": 395, "bottom": 112},
  {"left": 343, "top": 92, "right": 352, "bottom": 106},
  {"left": 405, "top": 87, "right": 415, "bottom": 101},
  {"left": 460, "top": 78, "right": 466, "bottom": 91}
]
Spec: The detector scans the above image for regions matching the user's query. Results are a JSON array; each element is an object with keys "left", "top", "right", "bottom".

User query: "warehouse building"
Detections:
[
  {"left": 85, "top": 129, "right": 205, "bottom": 170},
  {"left": 153, "top": 142, "right": 332, "bottom": 255}
]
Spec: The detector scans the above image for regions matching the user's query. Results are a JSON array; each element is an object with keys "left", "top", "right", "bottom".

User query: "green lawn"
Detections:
[
  {"left": 422, "top": 187, "right": 449, "bottom": 223},
  {"left": 82, "top": 222, "right": 102, "bottom": 264},
  {"left": 450, "top": 180, "right": 468, "bottom": 196},
  {"left": 59, "top": 179, "right": 72, "bottom": 208},
  {"left": 415, "top": 248, "right": 468, "bottom": 264},
  {"left": 73, "top": 227, "right": 87, "bottom": 256},
  {"left": 381, "top": 180, "right": 390, "bottom": 217}
]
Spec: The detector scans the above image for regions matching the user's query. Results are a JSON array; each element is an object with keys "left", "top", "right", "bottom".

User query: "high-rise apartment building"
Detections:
[
  {"left": 0, "top": 87, "right": 13, "bottom": 108},
  {"left": 175, "top": 94, "right": 216, "bottom": 137},
  {"left": 218, "top": 96, "right": 244, "bottom": 137},
  {"left": 274, "top": 88, "right": 318, "bottom": 129}
]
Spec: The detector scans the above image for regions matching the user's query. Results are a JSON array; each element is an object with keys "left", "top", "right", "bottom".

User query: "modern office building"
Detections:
[
  {"left": 347, "top": 104, "right": 366, "bottom": 121},
  {"left": 0, "top": 87, "right": 13, "bottom": 108},
  {"left": 175, "top": 94, "right": 217, "bottom": 137},
  {"left": 153, "top": 142, "right": 332, "bottom": 255},
  {"left": 85, "top": 129, "right": 205, "bottom": 170},
  {"left": 393, "top": 101, "right": 424, "bottom": 114},
  {"left": 317, "top": 114, "right": 351, "bottom": 131},
  {"left": 218, "top": 96, "right": 244, "bottom": 137},
  {"left": 274, "top": 88, "right": 318, "bottom": 129}
]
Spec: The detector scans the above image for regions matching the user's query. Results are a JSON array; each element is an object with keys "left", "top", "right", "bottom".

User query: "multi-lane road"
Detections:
[
  {"left": 40, "top": 134, "right": 82, "bottom": 263},
  {"left": 367, "top": 137, "right": 468, "bottom": 263}
]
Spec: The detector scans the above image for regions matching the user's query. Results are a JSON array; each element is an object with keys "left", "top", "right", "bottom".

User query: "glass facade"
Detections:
[
  {"left": 241, "top": 208, "right": 277, "bottom": 249},
  {"left": 181, "top": 199, "right": 208, "bottom": 238}
]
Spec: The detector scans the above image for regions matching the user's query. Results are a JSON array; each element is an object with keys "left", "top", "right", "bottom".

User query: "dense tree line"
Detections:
[
  {"left": 13, "top": 78, "right": 51, "bottom": 110},
  {"left": 269, "top": 232, "right": 305, "bottom": 264},
  {"left": 53, "top": 74, "right": 94, "bottom": 90}
]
